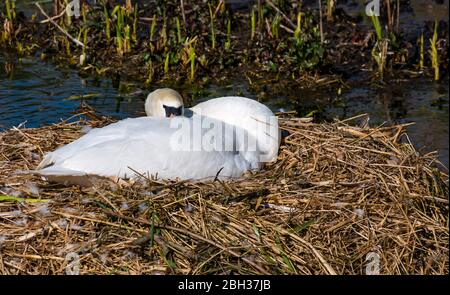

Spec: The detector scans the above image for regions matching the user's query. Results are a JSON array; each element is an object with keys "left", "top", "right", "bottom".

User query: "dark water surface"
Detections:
[{"left": 0, "top": 0, "right": 448, "bottom": 168}]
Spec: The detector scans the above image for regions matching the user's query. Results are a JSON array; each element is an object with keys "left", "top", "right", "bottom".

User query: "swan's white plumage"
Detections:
[
  {"left": 192, "top": 96, "right": 280, "bottom": 163},
  {"left": 35, "top": 91, "right": 279, "bottom": 184},
  {"left": 144, "top": 88, "right": 183, "bottom": 117},
  {"left": 37, "top": 116, "right": 253, "bottom": 181}
]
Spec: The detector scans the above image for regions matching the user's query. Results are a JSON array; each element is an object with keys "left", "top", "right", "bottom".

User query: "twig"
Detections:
[
  {"left": 265, "top": 0, "right": 296, "bottom": 30},
  {"left": 40, "top": 5, "right": 67, "bottom": 23},
  {"left": 34, "top": 2, "right": 85, "bottom": 48},
  {"left": 318, "top": 0, "right": 324, "bottom": 43},
  {"left": 180, "top": 0, "right": 187, "bottom": 28},
  {"left": 280, "top": 23, "right": 294, "bottom": 34}
]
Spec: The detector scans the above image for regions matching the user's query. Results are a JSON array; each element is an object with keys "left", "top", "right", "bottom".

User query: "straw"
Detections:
[{"left": 0, "top": 111, "right": 448, "bottom": 274}]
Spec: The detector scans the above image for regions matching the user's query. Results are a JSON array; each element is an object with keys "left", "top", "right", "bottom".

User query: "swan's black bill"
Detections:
[{"left": 163, "top": 105, "right": 183, "bottom": 118}]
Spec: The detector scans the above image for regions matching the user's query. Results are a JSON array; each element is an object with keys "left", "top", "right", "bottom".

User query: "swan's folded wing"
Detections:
[
  {"left": 51, "top": 128, "right": 243, "bottom": 180},
  {"left": 37, "top": 118, "right": 154, "bottom": 169},
  {"left": 34, "top": 116, "right": 251, "bottom": 182}
]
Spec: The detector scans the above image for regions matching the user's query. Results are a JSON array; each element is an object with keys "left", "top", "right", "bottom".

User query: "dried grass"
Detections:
[{"left": 0, "top": 111, "right": 448, "bottom": 275}]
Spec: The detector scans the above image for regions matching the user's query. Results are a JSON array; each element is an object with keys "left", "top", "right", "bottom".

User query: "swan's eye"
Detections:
[{"left": 163, "top": 105, "right": 183, "bottom": 118}]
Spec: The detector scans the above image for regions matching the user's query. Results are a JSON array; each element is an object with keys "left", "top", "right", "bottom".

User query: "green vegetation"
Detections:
[
  {"left": 132, "top": 3, "right": 138, "bottom": 43},
  {"left": 5, "top": 0, "right": 13, "bottom": 21},
  {"left": 429, "top": 20, "right": 440, "bottom": 81},
  {"left": 0, "top": 0, "right": 445, "bottom": 85},
  {"left": 104, "top": 5, "right": 111, "bottom": 42},
  {"left": 271, "top": 14, "right": 281, "bottom": 39},
  {"left": 208, "top": 3, "right": 216, "bottom": 49},
  {"left": 371, "top": 14, "right": 382, "bottom": 42},
  {"left": 326, "top": 0, "right": 335, "bottom": 22},
  {"left": 288, "top": 12, "right": 324, "bottom": 70},
  {"left": 251, "top": 8, "right": 256, "bottom": 40},
  {"left": 175, "top": 17, "right": 182, "bottom": 43},
  {"left": 225, "top": 18, "right": 231, "bottom": 50},
  {"left": 189, "top": 42, "right": 196, "bottom": 81},
  {"left": 150, "top": 14, "right": 157, "bottom": 44}
]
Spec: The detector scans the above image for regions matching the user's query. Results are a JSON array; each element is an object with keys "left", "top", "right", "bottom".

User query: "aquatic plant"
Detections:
[
  {"left": 116, "top": 24, "right": 123, "bottom": 55},
  {"left": 225, "top": 18, "right": 231, "bottom": 50},
  {"left": 104, "top": 6, "right": 111, "bottom": 42},
  {"left": 150, "top": 14, "right": 157, "bottom": 41},
  {"left": 161, "top": 12, "right": 167, "bottom": 47},
  {"left": 181, "top": 37, "right": 197, "bottom": 81},
  {"left": 64, "top": 0, "right": 72, "bottom": 26},
  {"left": 288, "top": 13, "right": 324, "bottom": 70},
  {"left": 64, "top": 36, "right": 71, "bottom": 55},
  {"left": 146, "top": 59, "right": 153, "bottom": 85},
  {"left": 4, "top": 0, "right": 16, "bottom": 22},
  {"left": 1, "top": 19, "right": 13, "bottom": 45},
  {"left": 208, "top": 3, "right": 216, "bottom": 49},
  {"left": 164, "top": 52, "right": 170, "bottom": 74},
  {"left": 82, "top": 3, "right": 87, "bottom": 25},
  {"left": 326, "top": 0, "right": 335, "bottom": 22},
  {"left": 11, "top": 0, "right": 16, "bottom": 20},
  {"left": 15, "top": 41, "right": 24, "bottom": 55},
  {"left": 1, "top": 0, "right": 15, "bottom": 45},
  {"left": 124, "top": 25, "right": 131, "bottom": 53},
  {"left": 4, "top": 0, "right": 432, "bottom": 88},
  {"left": 111, "top": 5, "right": 130, "bottom": 55},
  {"left": 251, "top": 8, "right": 256, "bottom": 40},
  {"left": 132, "top": 3, "right": 138, "bottom": 43},
  {"left": 5, "top": 0, "right": 12, "bottom": 21},
  {"left": 271, "top": 14, "right": 281, "bottom": 39},
  {"left": 113, "top": 5, "right": 125, "bottom": 32},
  {"left": 257, "top": 0, "right": 263, "bottom": 32},
  {"left": 189, "top": 43, "right": 196, "bottom": 81},
  {"left": 429, "top": 20, "right": 440, "bottom": 81},
  {"left": 83, "top": 29, "right": 88, "bottom": 48},
  {"left": 369, "top": 13, "right": 388, "bottom": 79},
  {"left": 371, "top": 39, "right": 388, "bottom": 79},
  {"left": 175, "top": 17, "right": 182, "bottom": 44},
  {"left": 371, "top": 14, "right": 382, "bottom": 42},
  {"left": 80, "top": 28, "right": 89, "bottom": 65},
  {"left": 294, "top": 12, "right": 302, "bottom": 40}
]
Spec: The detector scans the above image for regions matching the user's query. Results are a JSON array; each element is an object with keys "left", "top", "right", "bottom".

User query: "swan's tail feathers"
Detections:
[
  {"left": 36, "top": 153, "right": 56, "bottom": 170},
  {"left": 30, "top": 167, "right": 96, "bottom": 187}
]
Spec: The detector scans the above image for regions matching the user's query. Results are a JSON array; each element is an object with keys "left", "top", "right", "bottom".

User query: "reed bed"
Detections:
[{"left": 0, "top": 112, "right": 448, "bottom": 275}]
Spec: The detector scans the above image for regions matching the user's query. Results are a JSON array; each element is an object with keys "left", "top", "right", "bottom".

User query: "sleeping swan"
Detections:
[
  {"left": 34, "top": 88, "right": 279, "bottom": 185},
  {"left": 145, "top": 88, "right": 280, "bottom": 163}
]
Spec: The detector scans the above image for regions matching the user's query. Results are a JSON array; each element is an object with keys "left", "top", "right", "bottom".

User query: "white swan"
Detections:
[
  {"left": 145, "top": 89, "right": 280, "bottom": 163},
  {"left": 34, "top": 88, "right": 279, "bottom": 185}
]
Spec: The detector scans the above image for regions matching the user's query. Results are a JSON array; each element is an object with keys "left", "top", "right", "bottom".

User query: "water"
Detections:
[
  {"left": 0, "top": 0, "right": 448, "bottom": 168},
  {"left": 0, "top": 55, "right": 147, "bottom": 127}
]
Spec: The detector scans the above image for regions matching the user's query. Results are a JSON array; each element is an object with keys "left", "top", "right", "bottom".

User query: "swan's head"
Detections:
[{"left": 145, "top": 88, "right": 184, "bottom": 118}]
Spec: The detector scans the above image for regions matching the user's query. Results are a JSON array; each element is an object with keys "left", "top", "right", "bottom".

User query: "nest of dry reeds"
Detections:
[{"left": 0, "top": 112, "right": 448, "bottom": 275}]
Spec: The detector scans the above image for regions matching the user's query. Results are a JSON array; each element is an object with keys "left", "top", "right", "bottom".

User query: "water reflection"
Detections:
[
  {"left": 0, "top": 54, "right": 146, "bottom": 129},
  {"left": 326, "top": 80, "right": 449, "bottom": 168}
]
